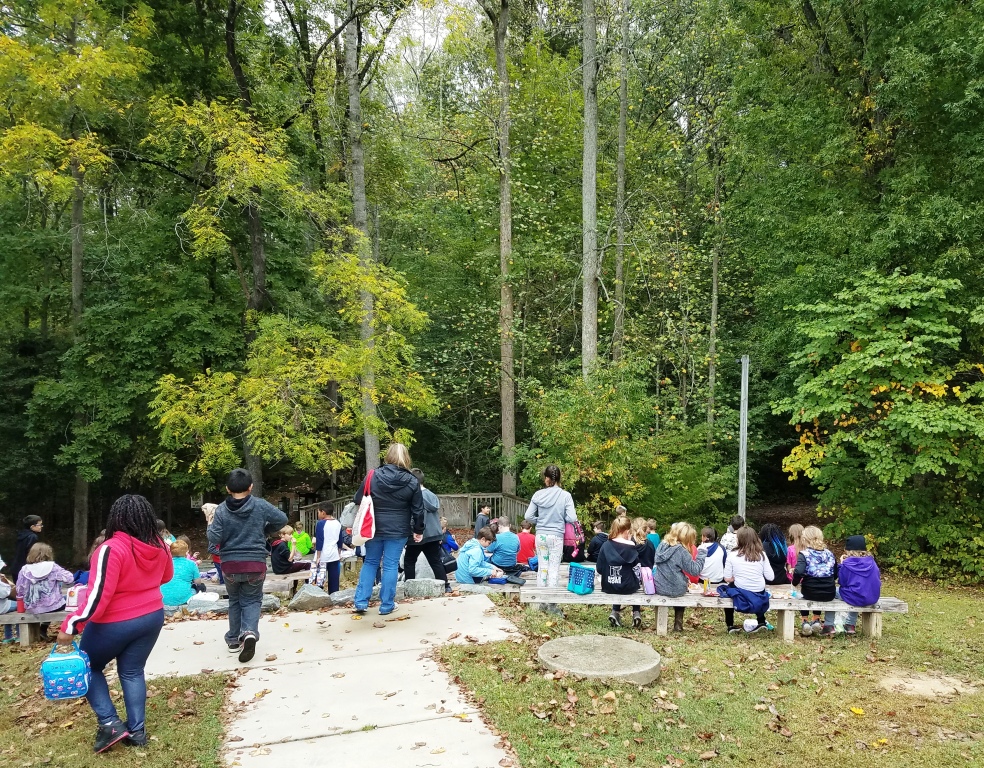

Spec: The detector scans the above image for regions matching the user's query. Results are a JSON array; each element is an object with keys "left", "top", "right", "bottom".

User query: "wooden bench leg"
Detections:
[
  {"left": 21, "top": 624, "right": 38, "bottom": 648},
  {"left": 656, "top": 607, "right": 669, "bottom": 636},
  {"left": 776, "top": 610, "right": 796, "bottom": 644},
  {"left": 861, "top": 612, "right": 882, "bottom": 638}
]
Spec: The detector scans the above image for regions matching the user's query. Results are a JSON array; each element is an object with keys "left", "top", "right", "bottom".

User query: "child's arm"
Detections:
[
  {"left": 723, "top": 554, "right": 734, "bottom": 584},
  {"left": 791, "top": 552, "right": 806, "bottom": 586},
  {"left": 761, "top": 555, "right": 774, "bottom": 583},
  {"left": 54, "top": 564, "right": 75, "bottom": 584},
  {"left": 680, "top": 548, "right": 705, "bottom": 576}
]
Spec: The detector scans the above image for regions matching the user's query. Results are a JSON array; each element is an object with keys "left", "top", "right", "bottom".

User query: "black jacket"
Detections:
[
  {"left": 636, "top": 539, "right": 656, "bottom": 569},
  {"left": 269, "top": 540, "right": 294, "bottom": 575},
  {"left": 354, "top": 463, "right": 425, "bottom": 539},
  {"left": 765, "top": 545, "right": 790, "bottom": 585},
  {"left": 586, "top": 532, "right": 608, "bottom": 562},
  {"left": 597, "top": 539, "right": 641, "bottom": 595},
  {"left": 12, "top": 529, "right": 38, "bottom": 582}
]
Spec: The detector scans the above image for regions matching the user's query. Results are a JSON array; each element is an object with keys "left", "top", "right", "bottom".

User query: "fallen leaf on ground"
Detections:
[
  {"left": 193, "top": 641, "right": 204, "bottom": 646},
  {"left": 447, "top": 632, "right": 461, "bottom": 640},
  {"left": 250, "top": 747, "right": 271, "bottom": 756},
  {"left": 265, "top": 655, "right": 277, "bottom": 662},
  {"left": 372, "top": 622, "right": 386, "bottom": 628},
  {"left": 331, "top": 673, "right": 345, "bottom": 679},
  {"left": 698, "top": 750, "right": 718, "bottom": 760},
  {"left": 296, "top": 648, "right": 304, "bottom": 653},
  {"left": 851, "top": 707, "right": 865, "bottom": 716}
]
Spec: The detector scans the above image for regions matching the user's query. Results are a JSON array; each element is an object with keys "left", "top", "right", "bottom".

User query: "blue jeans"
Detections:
[
  {"left": 80, "top": 609, "right": 164, "bottom": 733},
  {"left": 823, "top": 588, "right": 861, "bottom": 628},
  {"left": 354, "top": 538, "right": 405, "bottom": 613},
  {"left": 224, "top": 571, "right": 265, "bottom": 646}
]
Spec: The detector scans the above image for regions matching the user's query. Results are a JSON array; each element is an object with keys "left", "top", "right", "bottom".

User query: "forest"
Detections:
[{"left": 1, "top": 0, "right": 983, "bottom": 580}]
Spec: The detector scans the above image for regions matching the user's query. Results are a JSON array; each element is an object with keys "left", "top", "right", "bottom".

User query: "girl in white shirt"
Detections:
[{"left": 723, "top": 527, "right": 774, "bottom": 633}]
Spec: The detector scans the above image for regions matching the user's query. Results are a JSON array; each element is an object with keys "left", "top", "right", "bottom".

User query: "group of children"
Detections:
[
  {"left": 592, "top": 513, "right": 882, "bottom": 636},
  {"left": 455, "top": 506, "right": 538, "bottom": 584}
]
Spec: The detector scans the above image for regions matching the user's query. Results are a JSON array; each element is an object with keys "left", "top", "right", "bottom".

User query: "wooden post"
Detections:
[
  {"left": 656, "top": 606, "right": 669, "bottom": 636},
  {"left": 861, "top": 612, "right": 882, "bottom": 638},
  {"left": 776, "top": 610, "right": 796, "bottom": 644}
]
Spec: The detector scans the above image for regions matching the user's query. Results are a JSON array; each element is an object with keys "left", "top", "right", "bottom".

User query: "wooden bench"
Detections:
[
  {"left": 0, "top": 611, "right": 70, "bottom": 647},
  {"left": 519, "top": 586, "right": 908, "bottom": 642},
  {"left": 206, "top": 570, "right": 311, "bottom": 598}
]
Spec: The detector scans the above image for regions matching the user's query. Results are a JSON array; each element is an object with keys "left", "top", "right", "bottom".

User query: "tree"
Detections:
[{"left": 580, "top": 0, "right": 599, "bottom": 378}]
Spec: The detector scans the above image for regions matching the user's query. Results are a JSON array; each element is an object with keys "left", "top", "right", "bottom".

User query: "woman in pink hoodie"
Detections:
[{"left": 57, "top": 495, "right": 173, "bottom": 754}]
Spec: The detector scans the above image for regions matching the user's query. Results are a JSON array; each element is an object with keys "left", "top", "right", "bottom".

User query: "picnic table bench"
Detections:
[
  {"left": 519, "top": 586, "right": 908, "bottom": 642},
  {"left": 0, "top": 610, "right": 69, "bottom": 647},
  {"left": 205, "top": 570, "right": 310, "bottom": 598}
]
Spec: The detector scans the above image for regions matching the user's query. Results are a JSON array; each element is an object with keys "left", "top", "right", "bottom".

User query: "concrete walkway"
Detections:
[{"left": 145, "top": 595, "right": 519, "bottom": 767}]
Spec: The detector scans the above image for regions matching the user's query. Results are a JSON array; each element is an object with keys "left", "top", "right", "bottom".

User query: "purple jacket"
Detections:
[
  {"left": 16, "top": 561, "right": 73, "bottom": 614},
  {"left": 837, "top": 556, "right": 881, "bottom": 607}
]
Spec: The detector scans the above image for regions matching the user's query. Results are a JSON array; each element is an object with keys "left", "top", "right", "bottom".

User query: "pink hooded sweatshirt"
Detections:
[{"left": 61, "top": 532, "right": 173, "bottom": 635}]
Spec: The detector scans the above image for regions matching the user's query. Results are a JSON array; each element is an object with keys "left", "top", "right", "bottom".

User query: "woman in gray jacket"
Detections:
[{"left": 524, "top": 465, "right": 578, "bottom": 612}]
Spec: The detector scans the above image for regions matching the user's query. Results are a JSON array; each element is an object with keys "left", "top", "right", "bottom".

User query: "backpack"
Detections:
[{"left": 564, "top": 521, "right": 585, "bottom": 556}]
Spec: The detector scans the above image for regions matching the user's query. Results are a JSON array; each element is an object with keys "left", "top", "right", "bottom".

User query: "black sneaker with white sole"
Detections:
[
  {"left": 124, "top": 729, "right": 148, "bottom": 747},
  {"left": 93, "top": 718, "right": 129, "bottom": 753},
  {"left": 608, "top": 612, "right": 622, "bottom": 628},
  {"left": 727, "top": 625, "right": 742, "bottom": 634},
  {"left": 749, "top": 623, "right": 768, "bottom": 633},
  {"left": 632, "top": 612, "right": 642, "bottom": 629},
  {"left": 238, "top": 632, "right": 257, "bottom": 663},
  {"left": 228, "top": 642, "right": 243, "bottom": 653}
]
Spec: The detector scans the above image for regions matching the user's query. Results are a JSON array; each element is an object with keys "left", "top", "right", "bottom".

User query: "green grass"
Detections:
[
  {"left": 0, "top": 642, "right": 229, "bottom": 768},
  {"left": 441, "top": 576, "right": 984, "bottom": 768}
]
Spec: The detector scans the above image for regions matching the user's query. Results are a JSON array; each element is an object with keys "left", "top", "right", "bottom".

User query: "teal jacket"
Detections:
[{"left": 456, "top": 538, "right": 494, "bottom": 584}]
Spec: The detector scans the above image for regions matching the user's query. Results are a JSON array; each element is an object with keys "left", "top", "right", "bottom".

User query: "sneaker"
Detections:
[
  {"left": 727, "top": 625, "right": 742, "bottom": 635},
  {"left": 352, "top": 607, "right": 367, "bottom": 615},
  {"left": 227, "top": 641, "right": 243, "bottom": 654},
  {"left": 749, "top": 623, "right": 768, "bottom": 634},
  {"left": 818, "top": 625, "right": 836, "bottom": 637},
  {"left": 845, "top": 624, "right": 857, "bottom": 636},
  {"left": 811, "top": 620, "right": 823, "bottom": 634},
  {"left": 545, "top": 604, "right": 565, "bottom": 617},
  {"left": 93, "top": 719, "right": 129, "bottom": 753},
  {"left": 444, "top": 584, "right": 452, "bottom": 594},
  {"left": 800, "top": 621, "right": 813, "bottom": 636},
  {"left": 124, "top": 729, "right": 148, "bottom": 747},
  {"left": 379, "top": 605, "right": 399, "bottom": 616},
  {"left": 632, "top": 612, "right": 642, "bottom": 629},
  {"left": 238, "top": 632, "right": 257, "bottom": 663},
  {"left": 608, "top": 613, "right": 622, "bottom": 628}
]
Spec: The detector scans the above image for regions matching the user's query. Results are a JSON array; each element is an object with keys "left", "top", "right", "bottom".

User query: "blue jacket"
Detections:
[
  {"left": 456, "top": 538, "right": 494, "bottom": 584},
  {"left": 441, "top": 531, "right": 459, "bottom": 555},
  {"left": 717, "top": 583, "right": 770, "bottom": 615},
  {"left": 353, "top": 463, "right": 424, "bottom": 539},
  {"left": 487, "top": 531, "right": 520, "bottom": 568}
]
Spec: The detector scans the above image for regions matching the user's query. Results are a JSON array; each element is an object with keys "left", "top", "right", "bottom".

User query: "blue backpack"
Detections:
[{"left": 41, "top": 642, "right": 91, "bottom": 700}]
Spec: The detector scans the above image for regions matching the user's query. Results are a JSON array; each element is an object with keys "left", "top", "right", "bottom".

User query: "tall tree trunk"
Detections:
[
  {"left": 71, "top": 156, "right": 88, "bottom": 563},
  {"left": 706, "top": 160, "right": 722, "bottom": 447},
  {"left": 581, "top": 0, "right": 599, "bottom": 378},
  {"left": 243, "top": 436, "right": 264, "bottom": 497},
  {"left": 346, "top": 5, "right": 380, "bottom": 471},
  {"left": 612, "top": 0, "right": 629, "bottom": 362},
  {"left": 484, "top": 1, "right": 515, "bottom": 494}
]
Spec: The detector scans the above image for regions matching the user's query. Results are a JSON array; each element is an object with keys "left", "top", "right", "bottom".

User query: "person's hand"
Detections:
[
  {"left": 55, "top": 631, "right": 74, "bottom": 650},
  {"left": 492, "top": 568, "right": 504, "bottom": 578},
  {"left": 413, "top": 533, "right": 423, "bottom": 543}
]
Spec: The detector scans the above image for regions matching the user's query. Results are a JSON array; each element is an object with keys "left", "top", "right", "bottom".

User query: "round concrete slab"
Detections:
[{"left": 538, "top": 635, "right": 661, "bottom": 685}]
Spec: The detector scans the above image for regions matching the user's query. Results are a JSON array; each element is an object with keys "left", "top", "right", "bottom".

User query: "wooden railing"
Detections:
[{"left": 299, "top": 492, "right": 530, "bottom": 535}]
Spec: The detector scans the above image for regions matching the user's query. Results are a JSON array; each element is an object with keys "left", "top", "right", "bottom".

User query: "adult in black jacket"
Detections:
[
  {"left": 11, "top": 515, "right": 43, "bottom": 583},
  {"left": 351, "top": 443, "right": 425, "bottom": 616}
]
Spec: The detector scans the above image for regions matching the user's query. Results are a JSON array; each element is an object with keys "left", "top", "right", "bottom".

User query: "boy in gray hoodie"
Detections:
[{"left": 207, "top": 468, "right": 287, "bottom": 662}]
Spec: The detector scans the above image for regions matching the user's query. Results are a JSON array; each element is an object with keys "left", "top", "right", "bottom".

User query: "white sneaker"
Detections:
[
  {"left": 800, "top": 621, "right": 813, "bottom": 636},
  {"left": 811, "top": 620, "right": 823, "bottom": 634}
]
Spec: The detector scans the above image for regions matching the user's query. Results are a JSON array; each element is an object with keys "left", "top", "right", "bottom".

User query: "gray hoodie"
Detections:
[
  {"left": 208, "top": 494, "right": 287, "bottom": 563},
  {"left": 524, "top": 486, "right": 577, "bottom": 538},
  {"left": 653, "top": 541, "right": 705, "bottom": 597}
]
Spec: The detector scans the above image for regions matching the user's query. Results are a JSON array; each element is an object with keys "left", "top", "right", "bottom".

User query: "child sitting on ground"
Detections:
[
  {"left": 722, "top": 527, "right": 773, "bottom": 633},
  {"left": 586, "top": 520, "right": 608, "bottom": 562},
  {"left": 177, "top": 534, "right": 200, "bottom": 563},
  {"left": 270, "top": 526, "right": 311, "bottom": 575},
  {"left": 821, "top": 534, "right": 881, "bottom": 636},
  {"left": 791, "top": 525, "right": 837, "bottom": 636},
  {"left": 697, "top": 526, "right": 726, "bottom": 584},
  {"left": 157, "top": 519, "right": 176, "bottom": 546},
  {"left": 720, "top": 515, "right": 744, "bottom": 551},
  {"left": 598, "top": 516, "right": 642, "bottom": 628},
  {"left": 456, "top": 527, "right": 504, "bottom": 584},
  {"left": 16, "top": 543, "right": 73, "bottom": 614}
]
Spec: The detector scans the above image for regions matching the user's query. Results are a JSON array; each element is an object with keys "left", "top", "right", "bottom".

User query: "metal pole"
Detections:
[{"left": 738, "top": 354, "right": 749, "bottom": 520}]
